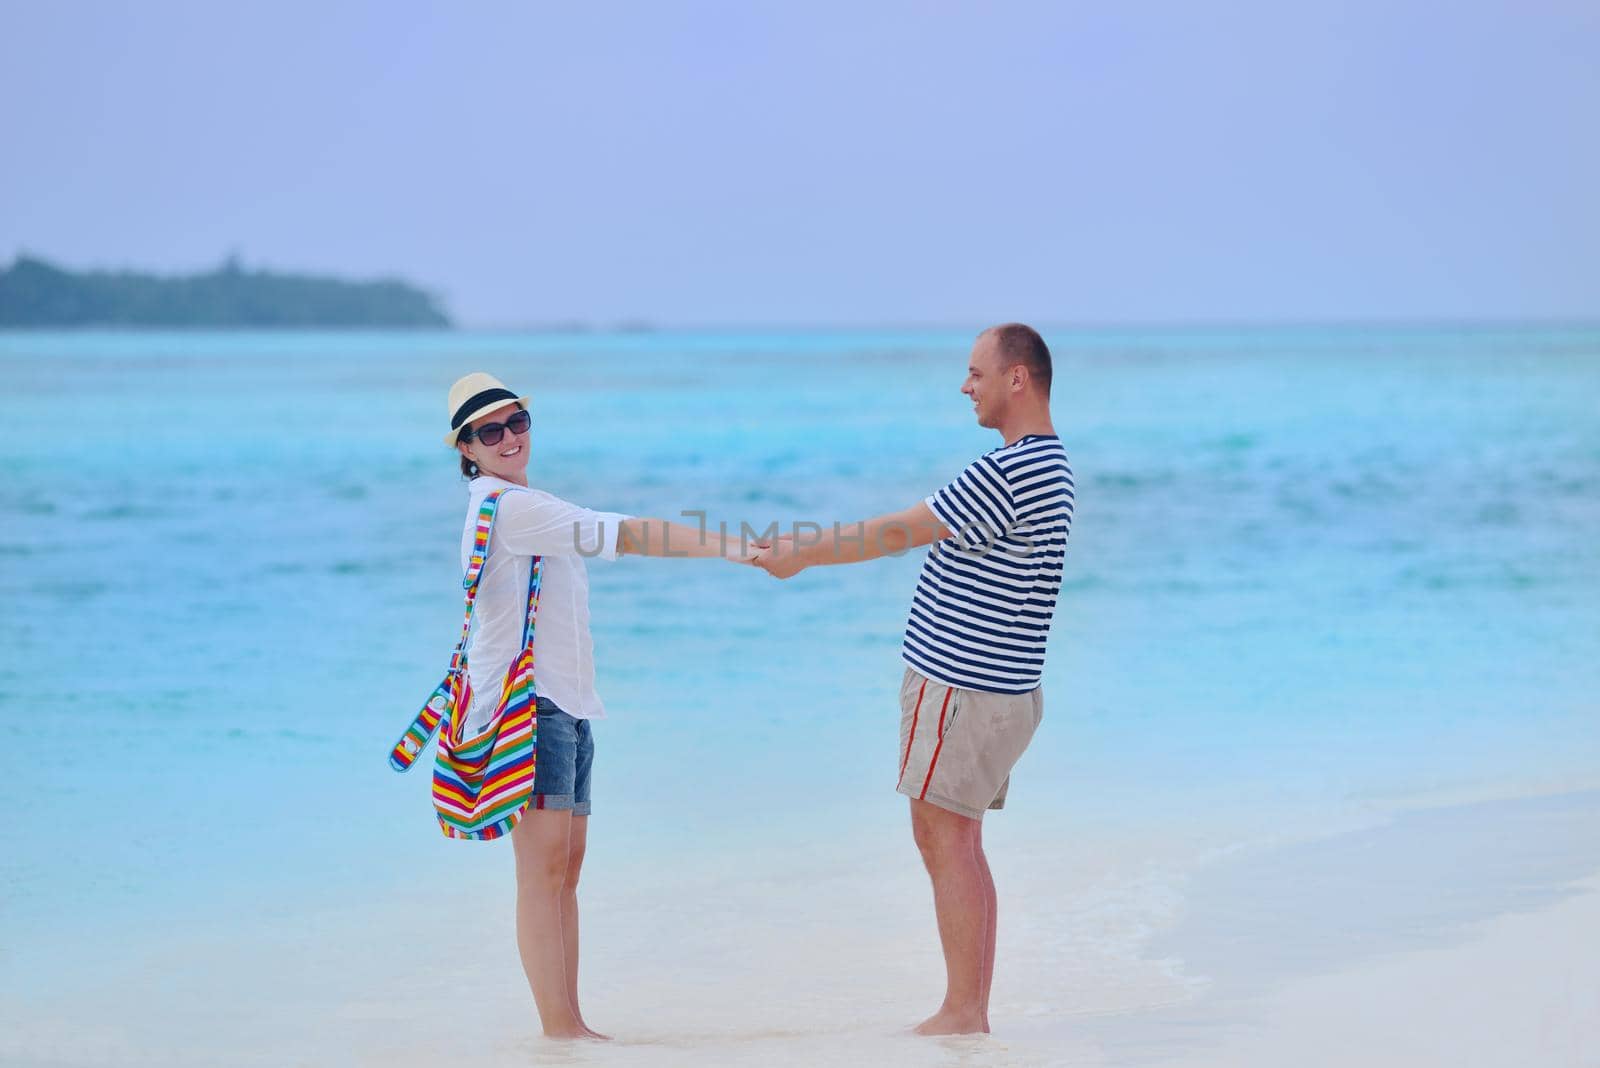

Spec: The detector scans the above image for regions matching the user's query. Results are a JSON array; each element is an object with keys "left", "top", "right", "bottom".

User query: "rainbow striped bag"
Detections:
[{"left": 388, "top": 489, "right": 542, "bottom": 841}]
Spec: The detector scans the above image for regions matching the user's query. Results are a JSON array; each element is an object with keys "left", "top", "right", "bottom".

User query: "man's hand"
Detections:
[
  {"left": 752, "top": 536, "right": 808, "bottom": 579},
  {"left": 726, "top": 539, "right": 768, "bottom": 565}
]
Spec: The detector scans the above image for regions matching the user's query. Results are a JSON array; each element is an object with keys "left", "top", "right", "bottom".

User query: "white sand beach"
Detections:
[
  {"left": 3, "top": 788, "right": 1595, "bottom": 1068},
  {"left": 1088, "top": 788, "right": 1600, "bottom": 1068},
  {"left": 1138, "top": 873, "right": 1600, "bottom": 1068}
]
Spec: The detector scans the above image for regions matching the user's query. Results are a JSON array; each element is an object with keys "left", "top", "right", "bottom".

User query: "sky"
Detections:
[{"left": 2, "top": 1, "right": 1597, "bottom": 328}]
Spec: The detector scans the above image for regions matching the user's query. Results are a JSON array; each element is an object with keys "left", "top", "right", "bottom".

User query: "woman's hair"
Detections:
[{"left": 456, "top": 402, "right": 525, "bottom": 480}]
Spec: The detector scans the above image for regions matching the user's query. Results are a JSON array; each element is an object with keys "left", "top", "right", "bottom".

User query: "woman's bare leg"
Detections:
[
  {"left": 563, "top": 815, "right": 609, "bottom": 1039},
  {"left": 510, "top": 807, "right": 586, "bottom": 1038}
]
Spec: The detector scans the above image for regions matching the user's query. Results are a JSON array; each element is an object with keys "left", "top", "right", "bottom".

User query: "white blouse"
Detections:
[{"left": 460, "top": 476, "right": 629, "bottom": 733}]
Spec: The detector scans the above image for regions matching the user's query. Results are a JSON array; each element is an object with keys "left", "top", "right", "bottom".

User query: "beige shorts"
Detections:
[{"left": 896, "top": 666, "right": 1043, "bottom": 819}]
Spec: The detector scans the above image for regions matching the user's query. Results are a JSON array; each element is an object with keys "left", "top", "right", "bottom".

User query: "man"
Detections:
[{"left": 753, "top": 323, "right": 1074, "bottom": 1035}]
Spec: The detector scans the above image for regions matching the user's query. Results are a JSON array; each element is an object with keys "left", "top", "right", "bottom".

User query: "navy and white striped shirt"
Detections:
[{"left": 902, "top": 434, "right": 1074, "bottom": 693}]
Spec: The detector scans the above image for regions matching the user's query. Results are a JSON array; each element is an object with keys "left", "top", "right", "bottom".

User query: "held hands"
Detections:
[
  {"left": 717, "top": 533, "right": 807, "bottom": 579},
  {"left": 717, "top": 503, "right": 938, "bottom": 578},
  {"left": 750, "top": 534, "right": 807, "bottom": 580},
  {"left": 722, "top": 541, "right": 765, "bottom": 566}
]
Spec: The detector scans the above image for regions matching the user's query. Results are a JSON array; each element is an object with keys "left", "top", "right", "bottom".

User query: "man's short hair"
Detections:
[{"left": 983, "top": 323, "right": 1052, "bottom": 397}]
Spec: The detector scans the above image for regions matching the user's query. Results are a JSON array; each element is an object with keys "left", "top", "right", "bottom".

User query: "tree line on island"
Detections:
[{"left": 0, "top": 254, "right": 452, "bottom": 327}]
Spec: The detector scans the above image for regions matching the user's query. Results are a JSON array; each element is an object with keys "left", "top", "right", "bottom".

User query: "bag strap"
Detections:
[
  {"left": 459, "top": 489, "right": 544, "bottom": 653},
  {"left": 388, "top": 488, "right": 542, "bottom": 771},
  {"left": 447, "top": 489, "right": 509, "bottom": 672},
  {"left": 522, "top": 555, "right": 545, "bottom": 651}
]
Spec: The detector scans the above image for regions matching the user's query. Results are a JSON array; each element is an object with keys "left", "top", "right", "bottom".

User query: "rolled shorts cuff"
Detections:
[
  {"left": 897, "top": 666, "right": 1039, "bottom": 819},
  {"left": 895, "top": 783, "right": 986, "bottom": 820},
  {"left": 528, "top": 793, "right": 592, "bottom": 816}
]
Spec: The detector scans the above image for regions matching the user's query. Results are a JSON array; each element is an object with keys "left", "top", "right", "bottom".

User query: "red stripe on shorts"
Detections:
[
  {"left": 918, "top": 689, "right": 955, "bottom": 801},
  {"left": 898, "top": 678, "right": 928, "bottom": 788}
]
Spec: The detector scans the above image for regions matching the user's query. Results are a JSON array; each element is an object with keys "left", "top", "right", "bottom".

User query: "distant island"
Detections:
[{"left": 0, "top": 254, "right": 452, "bottom": 328}]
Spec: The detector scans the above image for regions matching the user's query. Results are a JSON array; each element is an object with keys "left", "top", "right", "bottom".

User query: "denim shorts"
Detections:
[{"left": 532, "top": 698, "right": 593, "bottom": 816}]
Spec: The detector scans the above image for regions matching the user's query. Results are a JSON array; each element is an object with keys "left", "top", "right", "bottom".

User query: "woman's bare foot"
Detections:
[
  {"left": 540, "top": 1013, "right": 609, "bottom": 1041},
  {"left": 912, "top": 1008, "right": 989, "bottom": 1035}
]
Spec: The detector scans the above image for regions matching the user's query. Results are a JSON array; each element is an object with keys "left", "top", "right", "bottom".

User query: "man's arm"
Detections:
[
  {"left": 617, "top": 517, "right": 758, "bottom": 561},
  {"left": 755, "top": 501, "right": 950, "bottom": 579}
]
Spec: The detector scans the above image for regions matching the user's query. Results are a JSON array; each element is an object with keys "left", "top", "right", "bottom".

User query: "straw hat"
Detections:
[{"left": 443, "top": 372, "right": 530, "bottom": 446}]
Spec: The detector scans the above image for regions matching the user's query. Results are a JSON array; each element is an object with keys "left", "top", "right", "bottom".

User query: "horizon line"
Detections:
[
  {"left": 7, "top": 316, "right": 1598, "bottom": 335},
  {"left": 459, "top": 315, "right": 1600, "bottom": 334}
]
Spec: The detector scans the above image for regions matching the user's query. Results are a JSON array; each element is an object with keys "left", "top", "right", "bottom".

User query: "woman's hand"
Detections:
[
  {"left": 752, "top": 535, "right": 808, "bottom": 579},
  {"left": 727, "top": 539, "right": 770, "bottom": 565}
]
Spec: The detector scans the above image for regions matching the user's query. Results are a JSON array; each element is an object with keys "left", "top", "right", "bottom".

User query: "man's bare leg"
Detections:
[
  {"left": 909, "top": 798, "right": 990, "bottom": 1035},
  {"left": 510, "top": 807, "right": 588, "bottom": 1039},
  {"left": 975, "top": 820, "right": 997, "bottom": 1031},
  {"left": 561, "top": 815, "right": 610, "bottom": 1040}
]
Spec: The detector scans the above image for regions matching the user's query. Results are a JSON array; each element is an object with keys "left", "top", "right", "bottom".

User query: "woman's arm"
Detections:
[{"left": 617, "top": 517, "right": 758, "bottom": 561}]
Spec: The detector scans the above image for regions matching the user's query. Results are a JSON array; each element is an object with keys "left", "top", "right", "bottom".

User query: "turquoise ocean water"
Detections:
[{"left": 1, "top": 327, "right": 1597, "bottom": 1060}]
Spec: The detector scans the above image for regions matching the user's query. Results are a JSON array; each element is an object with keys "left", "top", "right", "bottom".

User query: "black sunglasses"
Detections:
[{"left": 462, "top": 408, "right": 531, "bottom": 446}]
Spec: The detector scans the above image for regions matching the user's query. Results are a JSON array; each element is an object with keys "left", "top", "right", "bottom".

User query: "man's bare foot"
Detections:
[
  {"left": 571, "top": 1005, "right": 611, "bottom": 1041},
  {"left": 541, "top": 1024, "right": 591, "bottom": 1041},
  {"left": 912, "top": 1008, "right": 989, "bottom": 1035}
]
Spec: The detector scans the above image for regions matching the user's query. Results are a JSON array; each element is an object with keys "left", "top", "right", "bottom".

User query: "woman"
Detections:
[{"left": 444, "top": 372, "right": 753, "bottom": 1040}]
